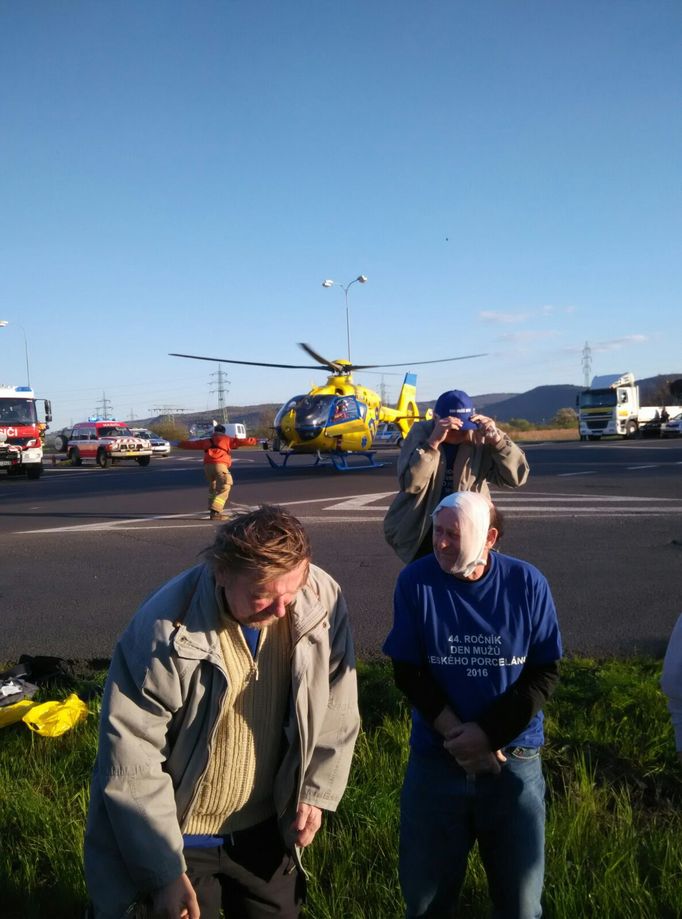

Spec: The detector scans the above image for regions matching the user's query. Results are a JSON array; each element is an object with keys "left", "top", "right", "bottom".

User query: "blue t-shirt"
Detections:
[{"left": 383, "top": 551, "right": 562, "bottom": 752}]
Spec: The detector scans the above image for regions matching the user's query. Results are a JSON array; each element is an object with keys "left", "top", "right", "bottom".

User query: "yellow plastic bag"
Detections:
[
  {"left": 21, "top": 693, "right": 89, "bottom": 737},
  {"left": 0, "top": 699, "right": 37, "bottom": 728}
]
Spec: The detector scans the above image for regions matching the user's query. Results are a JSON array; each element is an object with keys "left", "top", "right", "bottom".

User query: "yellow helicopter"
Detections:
[{"left": 170, "top": 343, "right": 485, "bottom": 471}]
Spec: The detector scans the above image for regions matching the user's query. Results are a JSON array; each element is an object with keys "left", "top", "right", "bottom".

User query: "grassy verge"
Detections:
[
  {"left": 1, "top": 658, "right": 680, "bottom": 918},
  {"left": 509, "top": 427, "right": 578, "bottom": 442}
]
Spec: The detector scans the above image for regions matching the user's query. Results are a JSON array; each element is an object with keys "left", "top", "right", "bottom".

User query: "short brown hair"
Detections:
[
  {"left": 204, "top": 505, "right": 311, "bottom": 582},
  {"left": 489, "top": 502, "right": 505, "bottom": 542}
]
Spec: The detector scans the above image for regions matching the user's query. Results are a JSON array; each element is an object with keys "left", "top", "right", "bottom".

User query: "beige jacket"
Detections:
[
  {"left": 84, "top": 562, "right": 360, "bottom": 918},
  {"left": 384, "top": 419, "right": 530, "bottom": 562}
]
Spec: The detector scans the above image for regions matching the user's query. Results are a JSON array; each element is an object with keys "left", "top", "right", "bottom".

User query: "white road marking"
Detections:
[
  {"left": 323, "top": 493, "right": 396, "bottom": 510},
  {"left": 557, "top": 471, "right": 596, "bottom": 477},
  {"left": 16, "top": 489, "right": 682, "bottom": 534},
  {"left": 495, "top": 495, "right": 664, "bottom": 502},
  {"left": 18, "top": 512, "right": 209, "bottom": 534}
]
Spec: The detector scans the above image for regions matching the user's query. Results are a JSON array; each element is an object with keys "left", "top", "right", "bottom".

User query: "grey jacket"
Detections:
[
  {"left": 384, "top": 419, "right": 530, "bottom": 562},
  {"left": 84, "top": 562, "right": 360, "bottom": 919}
]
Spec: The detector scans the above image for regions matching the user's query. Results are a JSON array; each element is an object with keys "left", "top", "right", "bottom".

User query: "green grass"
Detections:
[{"left": 1, "top": 659, "right": 681, "bottom": 918}]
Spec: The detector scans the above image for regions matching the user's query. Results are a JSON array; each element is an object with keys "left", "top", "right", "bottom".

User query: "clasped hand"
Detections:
[{"left": 443, "top": 722, "right": 506, "bottom": 775}]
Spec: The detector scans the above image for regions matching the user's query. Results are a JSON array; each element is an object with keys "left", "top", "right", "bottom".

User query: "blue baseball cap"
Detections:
[{"left": 434, "top": 389, "right": 477, "bottom": 430}]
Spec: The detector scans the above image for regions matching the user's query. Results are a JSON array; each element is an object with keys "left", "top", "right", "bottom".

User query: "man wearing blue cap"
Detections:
[{"left": 384, "top": 388, "right": 529, "bottom": 562}]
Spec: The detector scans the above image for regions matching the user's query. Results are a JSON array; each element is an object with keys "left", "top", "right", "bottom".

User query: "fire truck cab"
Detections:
[{"left": 0, "top": 384, "right": 52, "bottom": 479}]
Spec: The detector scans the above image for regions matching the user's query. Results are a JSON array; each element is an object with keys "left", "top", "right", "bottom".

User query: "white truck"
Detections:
[
  {"left": 577, "top": 372, "right": 677, "bottom": 440},
  {"left": 0, "top": 384, "right": 52, "bottom": 479},
  {"left": 189, "top": 421, "right": 247, "bottom": 439}
]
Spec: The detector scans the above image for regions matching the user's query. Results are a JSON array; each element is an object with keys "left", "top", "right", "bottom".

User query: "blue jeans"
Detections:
[{"left": 399, "top": 747, "right": 546, "bottom": 919}]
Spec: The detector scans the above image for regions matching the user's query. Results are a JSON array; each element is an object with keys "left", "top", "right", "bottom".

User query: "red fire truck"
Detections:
[{"left": 0, "top": 385, "right": 52, "bottom": 479}]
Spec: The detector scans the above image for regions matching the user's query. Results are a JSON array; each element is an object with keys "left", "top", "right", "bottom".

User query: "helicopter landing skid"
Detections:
[
  {"left": 328, "top": 449, "right": 385, "bottom": 471},
  {"left": 264, "top": 449, "right": 385, "bottom": 472}
]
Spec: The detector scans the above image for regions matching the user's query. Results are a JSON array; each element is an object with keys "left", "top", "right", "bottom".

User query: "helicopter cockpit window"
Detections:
[
  {"left": 275, "top": 394, "right": 363, "bottom": 441},
  {"left": 294, "top": 394, "right": 336, "bottom": 426},
  {"left": 329, "top": 397, "right": 361, "bottom": 424},
  {"left": 274, "top": 396, "right": 306, "bottom": 426}
]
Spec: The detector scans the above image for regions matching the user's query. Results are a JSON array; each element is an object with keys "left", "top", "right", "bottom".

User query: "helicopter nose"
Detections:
[{"left": 295, "top": 424, "right": 323, "bottom": 442}]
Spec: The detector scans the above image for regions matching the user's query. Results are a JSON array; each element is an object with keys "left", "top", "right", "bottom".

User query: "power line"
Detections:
[
  {"left": 209, "top": 365, "right": 230, "bottom": 423},
  {"left": 150, "top": 405, "right": 185, "bottom": 424},
  {"left": 95, "top": 391, "right": 114, "bottom": 418},
  {"left": 581, "top": 342, "right": 592, "bottom": 388}
]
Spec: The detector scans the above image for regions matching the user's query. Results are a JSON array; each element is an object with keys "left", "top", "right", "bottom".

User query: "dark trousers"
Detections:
[{"left": 184, "top": 817, "right": 304, "bottom": 919}]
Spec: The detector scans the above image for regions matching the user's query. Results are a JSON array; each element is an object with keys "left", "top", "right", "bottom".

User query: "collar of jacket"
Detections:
[{"left": 170, "top": 564, "right": 329, "bottom": 664}]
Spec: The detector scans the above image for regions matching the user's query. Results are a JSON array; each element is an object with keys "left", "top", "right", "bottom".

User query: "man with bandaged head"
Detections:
[{"left": 383, "top": 492, "right": 562, "bottom": 919}]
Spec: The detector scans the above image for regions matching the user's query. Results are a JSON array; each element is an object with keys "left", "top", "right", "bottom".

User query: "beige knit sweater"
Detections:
[{"left": 184, "top": 613, "right": 292, "bottom": 834}]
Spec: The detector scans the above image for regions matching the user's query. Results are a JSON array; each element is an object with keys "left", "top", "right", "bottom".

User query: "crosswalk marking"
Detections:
[
  {"left": 323, "top": 493, "right": 396, "bottom": 511},
  {"left": 310, "top": 491, "right": 682, "bottom": 521}
]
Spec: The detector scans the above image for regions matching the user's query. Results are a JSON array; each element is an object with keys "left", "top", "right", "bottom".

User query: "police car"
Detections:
[
  {"left": 130, "top": 428, "right": 172, "bottom": 456},
  {"left": 374, "top": 423, "right": 404, "bottom": 447}
]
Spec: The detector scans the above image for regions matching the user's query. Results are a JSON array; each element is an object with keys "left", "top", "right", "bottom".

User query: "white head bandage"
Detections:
[{"left": 431, "top": 491, "right": 492, "bottom": 576}]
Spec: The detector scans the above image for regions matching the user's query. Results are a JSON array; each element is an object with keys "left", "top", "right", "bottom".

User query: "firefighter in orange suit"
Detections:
[{"left": 178, "top": 425, "right": 257, "bottom": 520}]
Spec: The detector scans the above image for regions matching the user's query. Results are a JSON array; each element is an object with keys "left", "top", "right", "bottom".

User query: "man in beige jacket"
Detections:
[
  {"left": 84, "top": 505, "right": 360, "bottom": 919},
  {"left": 384, "top": 388, "right": 529, "bottom": 562}
]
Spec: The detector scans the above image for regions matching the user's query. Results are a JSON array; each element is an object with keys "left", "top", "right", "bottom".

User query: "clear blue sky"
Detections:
[{"left": 2, "top": 0, "right": 680, "bottom": 430}]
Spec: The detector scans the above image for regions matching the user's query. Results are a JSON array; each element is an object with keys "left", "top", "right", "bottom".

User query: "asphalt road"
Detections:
[{"left": 2, "top": 438, "right": 681, "bottom": 663}]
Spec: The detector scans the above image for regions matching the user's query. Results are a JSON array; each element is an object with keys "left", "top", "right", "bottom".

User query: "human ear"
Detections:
[{"left": 485, "top": 527, "right": 499, "bottom": 550}]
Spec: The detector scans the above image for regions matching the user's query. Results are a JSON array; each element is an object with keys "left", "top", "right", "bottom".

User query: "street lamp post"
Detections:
[
  {"left": 321, "top": 275, "right": 367, "bottom": 363},
  {"left": 0, "top": 320, "right": 31, "bottom": 387}
]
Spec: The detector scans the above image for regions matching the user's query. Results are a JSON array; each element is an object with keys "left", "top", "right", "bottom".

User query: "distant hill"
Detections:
[
  {"left": 133, "top": 404, "right": 276, "bottom": 432},
  {"left": 466, "top": 392, "right": 517, "bottom": 410},
  {"left": 417, "top": 387, "right": 581, "bottom": 423},
  {"left": 478, "top": 374, "right": 682, "bottom": 423},
  {"left": 131, "top": 374, "right": 682, "bottom": 431},
  {"left": 479, "top": 385, "right": 583, "bottom": 423}
]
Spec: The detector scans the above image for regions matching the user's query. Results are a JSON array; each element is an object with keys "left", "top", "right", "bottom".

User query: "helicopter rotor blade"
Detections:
[
  {"left": 299, "top": 343, "right": 487, "bottom": 372},
  {"left": 169, "top": 352, "right": 323, "bottom": 370},
  {"left": 170, "top": 348, "right": 487, "bottom": 372},
  {"left": 348, "top": 353, "right": 488, "bottom": 370},
  {"left": 297, "top": 343, "right": 345, "bottom": 373}
]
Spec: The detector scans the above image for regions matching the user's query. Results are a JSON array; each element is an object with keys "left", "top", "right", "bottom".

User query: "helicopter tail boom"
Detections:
[{"left": 379, "top": 373, "right": 421, "bottom": 437}]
